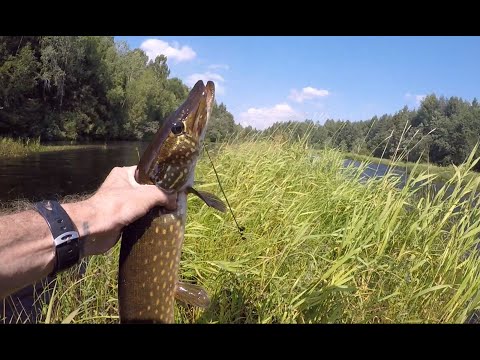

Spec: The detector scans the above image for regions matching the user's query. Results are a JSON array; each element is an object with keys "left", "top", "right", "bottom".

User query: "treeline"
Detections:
[
  {"left": 2, "top": 36, "right": 479, "bottom": 169},
  {"left": 263, "top": 95, "right": 480, "bottom": 169},
  {"left": 0, "top": 36, "right": 235, "bottom": 141}
]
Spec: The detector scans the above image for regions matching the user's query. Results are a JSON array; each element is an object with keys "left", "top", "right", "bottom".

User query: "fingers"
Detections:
[
  {"left": 138, "top": 185, "right": 178, "bottom": 210},
  {"left": 123, "top": 166, "right": 177, "bottom": 209},
  {"left": 163, "top": 193, "right": 178, "bottom": 210},
  {"left": 125, "top": 166, "right": 140, "bottom": 187},
  {"left": 106, "top": 166, "right": 178, "bottom": 211}
]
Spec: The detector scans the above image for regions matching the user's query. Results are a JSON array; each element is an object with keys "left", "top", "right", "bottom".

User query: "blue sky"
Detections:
[{"left": 115, "top": 36, "right": 480, "bottom": 130}]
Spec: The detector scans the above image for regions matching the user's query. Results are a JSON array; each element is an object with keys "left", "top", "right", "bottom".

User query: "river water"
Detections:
[{"left": 0, "top": 142, "right": 148, "bottom": 204}]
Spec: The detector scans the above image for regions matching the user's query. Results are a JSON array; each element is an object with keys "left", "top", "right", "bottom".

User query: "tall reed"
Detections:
[{"left": 3, "top": 132, "right": 480, "bottom": 323}]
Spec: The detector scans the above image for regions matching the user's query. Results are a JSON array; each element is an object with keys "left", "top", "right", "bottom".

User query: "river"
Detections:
[
  {"left": 0, "top": 142, "right": 149, "bottom": 204},
  {"left": 0, "top": 144, "right": 448, "bottom": 204}
]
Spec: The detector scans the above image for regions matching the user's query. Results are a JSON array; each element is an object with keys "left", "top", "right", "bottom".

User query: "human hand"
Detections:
[{"left": 63, "top": 166, "right": 177, "bottom": 258}]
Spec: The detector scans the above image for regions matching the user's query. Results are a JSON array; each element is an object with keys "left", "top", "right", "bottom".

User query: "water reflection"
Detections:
[
  {"left": 0, "top": 142, "right": 148, "bottom": 203},
  {"left": 343, "top": 159, "right": 409, "bottom": 188}
]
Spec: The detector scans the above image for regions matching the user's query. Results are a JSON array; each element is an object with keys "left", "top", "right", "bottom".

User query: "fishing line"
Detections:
[{"left": 204, "top": 145, "right": 246, "bottom": 240}]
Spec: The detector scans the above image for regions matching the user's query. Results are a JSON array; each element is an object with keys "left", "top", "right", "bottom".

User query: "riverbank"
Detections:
[
  {"left": 0, "top": 137, "right": 93, "bottom": 158},
  {"left": 3, "top": 138, "right": 480, "bottom": 324},
  {"left": 344, "top": 152, "right": 480, "bottom": 183}
]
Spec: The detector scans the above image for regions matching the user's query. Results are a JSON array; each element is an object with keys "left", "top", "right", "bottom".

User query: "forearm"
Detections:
[
  {"left": 0, "top": 166, "right": 176, "bottom": 300},
  {"left": 0, "top": 199, "right": 99, "bottom": 299},
  {"left": 0, "top": 208, "right": 54, "bottom": 299}
]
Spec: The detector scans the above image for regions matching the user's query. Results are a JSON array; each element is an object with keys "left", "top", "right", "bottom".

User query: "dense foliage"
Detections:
[
  {"left": 264, "top": 95, "right": 480, "bottom": 170},
  {"left": 0, "top": 36, "right": 234, "bottom": 142},
  {"left": 1, "top": 36, "right": 479, "bottom": 169}
]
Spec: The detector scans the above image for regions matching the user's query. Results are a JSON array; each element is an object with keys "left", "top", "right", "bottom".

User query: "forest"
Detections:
[
  {"left": 0, "top": 36, "right": 237, "bottom": 141},
  {"left": 1, "top": 36, "right": 479, "bottom": 169},
  {"left": 264, "top": 95, "right": 480, "bottom": 169}
]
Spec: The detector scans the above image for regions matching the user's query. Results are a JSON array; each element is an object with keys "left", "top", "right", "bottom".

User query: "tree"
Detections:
[
  {"left": 206, "top": 102, "right": 236, "bottom": 142},
  {"left": 0, "top": 36, "right": 194, "bottom": 141},
  {"left": 0, "top": 41, "right": 41, "bottom": 137}
]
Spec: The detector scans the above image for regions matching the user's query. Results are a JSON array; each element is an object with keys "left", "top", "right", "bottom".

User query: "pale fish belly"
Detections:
[{"left": 119, "top": 200, "right": 186, "bottom": 323}]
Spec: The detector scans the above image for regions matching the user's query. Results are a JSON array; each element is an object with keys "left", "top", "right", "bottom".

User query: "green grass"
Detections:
[
  {"left": 0, "top": 137, "right": 86, "bottom": 158},
  {"left": 3, "top": 135, "right": 480, "bottom": 323}
]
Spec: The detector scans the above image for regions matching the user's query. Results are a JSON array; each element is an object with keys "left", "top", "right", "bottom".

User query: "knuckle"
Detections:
[{"left": 109, "top": 166, "right": 124, "bottom": 177}]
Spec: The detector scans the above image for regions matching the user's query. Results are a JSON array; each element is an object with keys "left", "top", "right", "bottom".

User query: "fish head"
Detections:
[{"left": 136, "top": 80, "right": 215, "bottom": 191}]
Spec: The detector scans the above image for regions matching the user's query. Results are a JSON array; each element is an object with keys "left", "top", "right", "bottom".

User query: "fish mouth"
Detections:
[{"left": 183, "top": 80, "right": 215, "bottom": 141}]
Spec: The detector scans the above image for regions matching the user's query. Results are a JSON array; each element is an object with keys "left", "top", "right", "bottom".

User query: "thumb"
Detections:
[{"left": 138, "top": 185, "right": 178, "bottom": 211}]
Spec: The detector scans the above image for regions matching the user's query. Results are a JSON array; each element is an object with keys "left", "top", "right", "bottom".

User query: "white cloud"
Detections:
[
  {"left": 289, "top": 86, "right": 329, "bottom": 103},
  {"left": 140, "top": 39, "right": 196, "bottom": 62},
  {"left": 208, "top": 64, "right": 229, "bottom": 71},
  {"left": 238, "top": 103, "right": 303, "bottom": 130},
  {"left": 186, "top": 72, "right": 226, "bottom": 95},
  {"left": 405, "top": 92, "right": 426, "bottom": 106}
]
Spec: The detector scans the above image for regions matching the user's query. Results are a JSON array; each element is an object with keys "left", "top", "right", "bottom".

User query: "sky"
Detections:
[{"left": 115, "top": 36, "right": 480, "bottom": 130}]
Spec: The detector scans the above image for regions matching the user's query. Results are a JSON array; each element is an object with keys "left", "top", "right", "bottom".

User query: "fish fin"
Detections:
[
  {"left": 175, "top": 281, "right": 211, "bottom": 309},
  {"left": 187, "top": 187, "right": 226, "bottom": 213}
]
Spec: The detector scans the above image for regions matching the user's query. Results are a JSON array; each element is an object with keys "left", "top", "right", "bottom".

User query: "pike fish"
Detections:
[{"left": 118, "top": 80, "right": 225, "bottom": 323}]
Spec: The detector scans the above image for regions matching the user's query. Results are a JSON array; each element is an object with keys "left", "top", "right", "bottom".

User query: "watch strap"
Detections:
[{"left": 34, "top": 200, "right": 80, "bottom": 275}]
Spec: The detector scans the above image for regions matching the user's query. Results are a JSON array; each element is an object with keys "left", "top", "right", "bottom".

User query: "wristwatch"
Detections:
[{"left": 34, "top": 200, "right": 80, "bottom": 276}]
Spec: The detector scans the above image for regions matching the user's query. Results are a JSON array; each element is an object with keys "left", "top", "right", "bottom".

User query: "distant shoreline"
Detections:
[
  {"left": 0, "top": 137, "right": 107, "bottom": 158},
  {"left": 343, "top": 152, "right": 480, "bottom": 183}
]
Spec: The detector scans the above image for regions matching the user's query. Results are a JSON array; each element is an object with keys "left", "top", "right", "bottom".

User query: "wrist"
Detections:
[
  {"left": 33, "top": 199, "right": 85, "bottom": 276},
  {"left": 61, "top": 200, "right": 99, "bottom": 258}
]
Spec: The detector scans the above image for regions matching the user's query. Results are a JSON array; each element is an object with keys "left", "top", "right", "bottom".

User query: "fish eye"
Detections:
[{"left": 171, "top": 121, "right": 184, "bottom": 135}]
